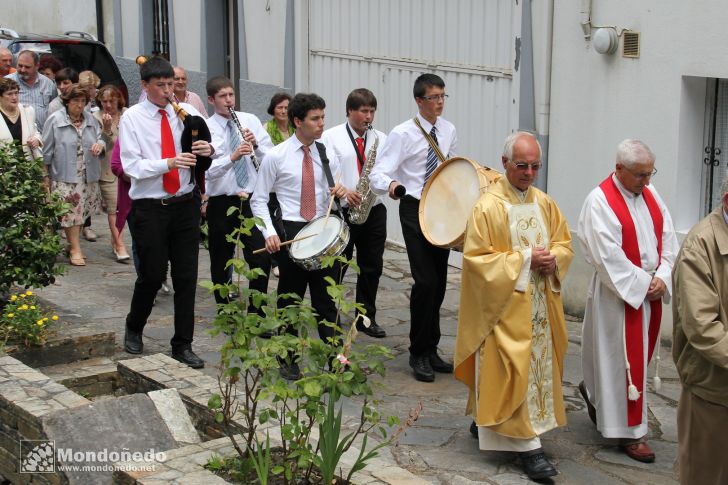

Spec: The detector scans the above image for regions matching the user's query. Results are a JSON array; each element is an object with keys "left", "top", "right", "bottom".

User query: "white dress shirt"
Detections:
[
  {"left": 369, "top": 112, "right": 457, "bottom": 200},
  {"left": 320, "top": 122, "right": 387, "bottom": 208},
  {"left": 119, "top": 99, "right": 206, "bottom": 200},
  {"left": 251, "top": 135, "right": 341, "bottom": 239},
  {"left": 205, "top": 111, "right": 273, "bottom": 196}
]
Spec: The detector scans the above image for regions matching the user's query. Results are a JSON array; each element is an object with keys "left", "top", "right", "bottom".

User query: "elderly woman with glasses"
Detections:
[
  {"left": 42, "top": 83, "right": 105, "bottom": 266},
  {"left": 0, "top": 78, "right": 42, "bottom": 160}
]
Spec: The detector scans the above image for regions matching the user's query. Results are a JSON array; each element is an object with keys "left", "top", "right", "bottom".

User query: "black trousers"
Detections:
[
  {"left": 126, "top": 195, "right": 200, "bottom": 350},
  {"left": 267, "top": 193, "right": 284, "bottom": 267},
  {"left": 342, "top": 203, "right": 387, "bottom": 323},
  {"left": 207, "top": 195, "right": 271, "bottom": 312},
  {"left": 277, "top": 220, "right": 341, "bottom": 342},
  {"left": 399, "top": 196, "right": 450, "bottom": 357}
]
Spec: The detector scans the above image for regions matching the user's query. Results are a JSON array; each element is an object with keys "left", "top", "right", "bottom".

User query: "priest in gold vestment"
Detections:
[{"left": 454, "top": 132, "right": 573, "bottom": 481}]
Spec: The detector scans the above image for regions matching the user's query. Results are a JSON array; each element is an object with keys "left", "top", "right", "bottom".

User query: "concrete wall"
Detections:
[
  {"left": 1, "top": 0, "right": 98, "bottom": 37},
  {"left": 170, "top": 0, "right": 203, "bottom": 72},
  {"left": 547, "top": 0, "right": 728, "bottom": 331},
  {"left": 242, "top": 0, "right": 288, "bottom": 88},
  {"left": 549, "top": 0, "right": 728, "bottom": 233}
]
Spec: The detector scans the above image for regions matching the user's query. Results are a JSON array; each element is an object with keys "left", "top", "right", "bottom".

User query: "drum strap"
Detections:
[
  {"left": 413, "top": 117, "right": 447, "bottom": 163},
  {"left": 315, "top": 141, "right": 343, "bottom": 215}
]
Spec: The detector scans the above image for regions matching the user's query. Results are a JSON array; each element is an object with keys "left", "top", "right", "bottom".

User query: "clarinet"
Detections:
[{"left": 228, "top": 107, "right": 260, "bottom": 171}]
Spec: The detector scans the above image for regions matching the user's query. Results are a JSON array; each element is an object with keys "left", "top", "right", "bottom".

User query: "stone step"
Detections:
[{"left": 40, "top": 357, "right": 120, "bottom": 400}]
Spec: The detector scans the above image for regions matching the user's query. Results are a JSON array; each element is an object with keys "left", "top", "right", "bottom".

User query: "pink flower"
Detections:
[{"left": 336, "top": 354, "right": 350, "bottom": 365}]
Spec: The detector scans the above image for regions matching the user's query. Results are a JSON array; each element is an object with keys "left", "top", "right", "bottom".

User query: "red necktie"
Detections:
[
  {"left": 160, "top": 109, "right": 180, "bottom": 194},
  {"left": 355, "top": 137, "right": 366, "bottom": 175},
  {"left": 300, "top": 145, "right": 316, "bottom": 221}
]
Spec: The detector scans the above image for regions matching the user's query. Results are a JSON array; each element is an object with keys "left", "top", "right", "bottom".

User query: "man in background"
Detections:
[
  {"left": 0, "top": 48, "right": 16, "bottom": 77},
  {"left": 672, "top": 174, "right": 728, "bottom": 484},
  {"left": 5, "top": 50, "right": 57, "bottom": 129}
]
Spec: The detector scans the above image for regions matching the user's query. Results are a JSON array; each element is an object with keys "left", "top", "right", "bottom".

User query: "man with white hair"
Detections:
[
  {"left": 577, "top": 139, "right": 678, "bottom": 462},
  {"left": 672, "top": 174, "right": 728, "bottom": 484},
  {"left": 455, "top": 131, "right": 573, "bottom": 480}
]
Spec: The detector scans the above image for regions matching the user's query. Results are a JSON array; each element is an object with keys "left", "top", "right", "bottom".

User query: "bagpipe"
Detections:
[{"left": 136, "top": 55, "right": 212, "bottom": 190}]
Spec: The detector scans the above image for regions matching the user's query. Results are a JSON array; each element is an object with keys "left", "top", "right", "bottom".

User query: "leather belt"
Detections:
[{"left": 136, "top": 191, "right": 195, "bottom": 207}]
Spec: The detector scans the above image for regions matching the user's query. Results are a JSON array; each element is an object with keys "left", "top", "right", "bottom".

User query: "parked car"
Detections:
[{"left": 0, "top": 28, "right": 128, "bottom": 104}]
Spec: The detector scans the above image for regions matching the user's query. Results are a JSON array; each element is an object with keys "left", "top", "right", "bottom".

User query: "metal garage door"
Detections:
[{"left": 305, "top": 0, "right": 520, "bottom": 250}]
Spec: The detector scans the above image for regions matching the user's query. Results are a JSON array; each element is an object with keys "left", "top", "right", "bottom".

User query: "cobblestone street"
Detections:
[{"left": 34, "top": 215, "right": 681, "bottom": 484}]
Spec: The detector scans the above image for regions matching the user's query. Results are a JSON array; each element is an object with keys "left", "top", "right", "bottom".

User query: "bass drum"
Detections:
[
  {"left": 419, "top": 157, "right": 501, "bottom": 250},
  {"left": 289, "top": 215, "right": 350, "bottom": 270}
]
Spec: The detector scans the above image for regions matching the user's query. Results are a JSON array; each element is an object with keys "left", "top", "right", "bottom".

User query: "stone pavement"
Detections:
[{"left": 34, "top": 214, "right": 681, "bottom": 484}]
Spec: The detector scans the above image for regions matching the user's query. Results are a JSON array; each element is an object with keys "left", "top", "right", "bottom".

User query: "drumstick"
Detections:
[
  {"left": 324, "top": 173, "right": 342, "bottom": 228},
  {"left": 252, "top": 233, "right": 318, "bottom": 255}
]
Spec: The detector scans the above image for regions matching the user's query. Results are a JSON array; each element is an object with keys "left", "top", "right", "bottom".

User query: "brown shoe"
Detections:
[{"left": 619, "top": 440, "right": 655, "bottom": 463}]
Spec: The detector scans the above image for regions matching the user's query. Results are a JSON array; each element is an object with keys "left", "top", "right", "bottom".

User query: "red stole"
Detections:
[{"left": 599, "top": 175, "right": 663, "bottom": 426}]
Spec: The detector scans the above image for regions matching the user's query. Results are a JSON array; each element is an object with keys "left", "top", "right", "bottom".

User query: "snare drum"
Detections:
[
  {"left": 289, "top": 215, "right": 350, "bottom": 270},
  {"left": 419, "top": 157, "right": 501, "bottom": 250}
]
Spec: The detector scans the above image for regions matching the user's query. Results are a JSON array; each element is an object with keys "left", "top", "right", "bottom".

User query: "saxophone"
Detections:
[{"left": 347, "top": 123, "right": 379, "bottom": 225}]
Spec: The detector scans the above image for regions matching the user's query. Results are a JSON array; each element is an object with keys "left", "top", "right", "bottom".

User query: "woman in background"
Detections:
[
  {"left": 0, "top": 78, "right": 42, "bottom": 160},
  {"left": 94, "top": 85, "right": 129, "bottom": 262},
  {"left": 264, "top": 92, "right": 293, "bottom": 144}
]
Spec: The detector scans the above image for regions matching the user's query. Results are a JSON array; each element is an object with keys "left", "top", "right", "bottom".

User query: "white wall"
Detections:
[
  {"left": 170, "top": 0, "right": 203, "bottom": 72},
  {"left": 243, "top": 0, "right": 288, "bottom": 87},
  {"left": 549, "top": 0, "right": 728, "bottom": 234},
  {"left": 1, "top": 0, "right": 97, "bottom": 37},
  {"left": 120, "top": 0, "right": 141, "bottom": 59},
  {"left": 549, "top": 0, "right": 728, "bottom": 329}
]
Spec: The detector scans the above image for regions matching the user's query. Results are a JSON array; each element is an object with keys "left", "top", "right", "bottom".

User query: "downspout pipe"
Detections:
[
  {"left": 95, "top": 0, "right": 105, "bottom": 43},
  {"left": 531, "top": 0, "right": 554, "bottom": 190},
  {"left": 581, "top": 0, "right": 592, "bottom": 40}
]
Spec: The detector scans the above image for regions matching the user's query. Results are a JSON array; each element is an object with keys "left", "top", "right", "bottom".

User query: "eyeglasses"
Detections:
[
  {"left": 623, "top": 166, "right": 657, "bottom": 179},
  {"left": 419, "top": 94, "right": 449, "bottom": 102},
  {"left": 508, "top": 160, "right": 542, "bottom": 171}
]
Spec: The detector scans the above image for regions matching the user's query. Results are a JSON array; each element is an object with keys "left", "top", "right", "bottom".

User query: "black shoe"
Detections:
[
  {"left": 124, "top": 328, "right": 143, "bottom": 354},
  {"left": 279, "top": 362, "right": 301, "bottom": 381},
  {"left": 519, "top": 450, "right": 557, "bottom": 481},
  {"left": 356, "top": 319, "right": 386, "bottom": 338},
  {"left": 429, "top": 351, "right": 454, "bottom": 373},
  {"left": 470, "top": 421, "right": 478, "bottom": 439},
  {"left": 409, "top": 355, "right": 435, "bottom": 382},
  {"left": 578, "top": 381, "right": 597, "bottom": 426},
  {"left": 171, "top": 348, "right": 205, "bottom": 369}
]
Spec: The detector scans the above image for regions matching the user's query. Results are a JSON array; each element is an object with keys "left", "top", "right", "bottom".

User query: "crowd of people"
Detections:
[{"left": 2, "top": 51, "right": 725, "bottom": 484}]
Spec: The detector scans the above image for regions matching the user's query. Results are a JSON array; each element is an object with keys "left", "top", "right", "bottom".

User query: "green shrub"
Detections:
[
  {"left": 203, "top": 202, "right": 407, "bottom": 484},
  {"left": 0, "top": 143, "right": 68, "bottom": 293}
]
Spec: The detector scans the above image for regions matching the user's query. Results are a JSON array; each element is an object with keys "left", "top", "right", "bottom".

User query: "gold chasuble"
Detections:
[{"left": 454, "top": 177, "right": 573, "bottom": 439}]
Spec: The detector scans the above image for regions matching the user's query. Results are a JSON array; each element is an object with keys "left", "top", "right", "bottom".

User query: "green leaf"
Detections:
[
  {"left": 303, "top": 381, "right": 322, "bottom": 397},
  {"left": 207, "top": 394, "right": 222, "bottom": 409}
]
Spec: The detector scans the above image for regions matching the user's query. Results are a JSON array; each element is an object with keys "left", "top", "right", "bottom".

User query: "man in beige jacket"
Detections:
[{"left": 672, "top": 173, "right": 728, "bottom": 485}]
